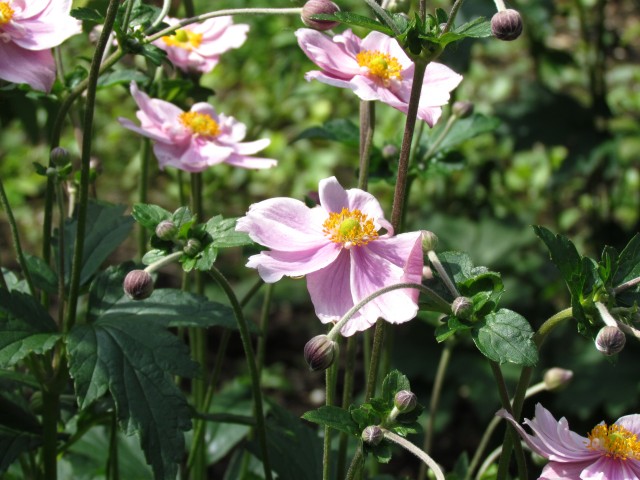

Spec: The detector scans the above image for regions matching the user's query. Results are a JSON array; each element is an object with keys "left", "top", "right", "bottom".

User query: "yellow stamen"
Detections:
[
  {"left": 161, "top": 28, "right": 203, "bottom": 50},
  {"left": 323, "top": 208, "right": 379, "bottom": 248},
  {"left": 587, "top": 423, "right": 640, "bottom": 461},
  {"left": 179, "top": 111, "right": 220, "bottom": 137},
  {"left": 356, "top": 49, "right": 403, "bottom": 85},
  {"left": 0, "top": 2, "right": 15, "bottom": 26}
]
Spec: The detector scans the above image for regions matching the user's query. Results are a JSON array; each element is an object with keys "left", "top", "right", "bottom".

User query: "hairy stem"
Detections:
[{"left": 383, "top": 429, "right": 445, "bottom": 480}]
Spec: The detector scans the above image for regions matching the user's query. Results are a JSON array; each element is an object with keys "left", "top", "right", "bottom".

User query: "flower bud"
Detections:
[
  {"left": 303, "top": 334, "right": 337, "bottom": 371},
  {"left": 394, "top": 390, "right": 417, "bottom": 413},
  {"left": 183, "top": 238, "right": 202, "bottom": 256},
  {"left": 491, "top": 9, "right": 523, "bottom": 41},
  {"left": 123, "top": 270, "right": 154, "bottom": 300},
  {"left": 595, "top": 326, "right": 626, "bottom": 355},
  {"left": 452, "top": 296, "right": 473, "bottom": 319},
  {"left": 361, "top": 425, "right": 384, "bottom": 446},
  {"left": 421, "top": 230, "right": 438, "bottom": 252},
  {"left": 155, "top": 220, "right": 177, "bottom": 241},
  {"left": 543, "top": 368, "right": 573, "bottom": 391},
  {"left": 50, "top": 147, "right": 70, "bottom": 167},
  {"left": 382, "top": 144, "right": 399, "bottom": 160},
  {"left": 301, "top": 0, "right": 340, "bottom": 31},
  {"left": 452, "top": 101, "right": 474, "bottom": 119}
]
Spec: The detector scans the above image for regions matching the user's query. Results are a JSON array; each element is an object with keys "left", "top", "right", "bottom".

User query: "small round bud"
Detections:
[
  {"left": 595, "top": 326, "right": 626, "bottom": 355},
  {"left": 543, "top": 368, "right": 573, "bottom": 391},
  {"left": 301, "top": 0, "right": 340, "bottom": 31},
  {"left": 303, "top": 334, "right": 337, "bottom": 371},
  {"left": 382, "top": 144, "right": 399, "bottom": 159},
  {"left": 491, "top": 9, "right": 523, "bottom": 41},
  {"left": 452, "top": 296, "right": 473, "bottom": 319},
  {"left": 394, "top": 390, "right": 417, "bottom": 413},
  {"left": 421, "top": 230, "right": 438, "bottom": 252},
  {"left": 123, "top": 270, "right": 154, "bottom": 300},
  {"left": 361, "top": 425, "right": 384, "bottom": 446},
  {"left": 50, "top": 147, "right": 70, "bottom": 167},
  {"left": 452, "top": 101, "right": 474, "bottom": 119},
  {"left": 183, "top": 238, "right": 202, "bottom": 256},
  {"left": 155, "top": 220, "right": 177, "bottom": 241}
]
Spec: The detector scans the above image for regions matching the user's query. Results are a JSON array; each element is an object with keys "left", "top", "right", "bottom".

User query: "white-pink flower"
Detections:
[
  {"left": 153, "top": 16, "right": 248, "bottom": 73},
  {"left": 118, "top": 82, "right": 276, "bottom": 172},
  {"left": 498, "top": 403, "right": 640, "bottom": 479},
  {"left": 295, "top": 28, "right": 463, "bottom": 127},
  {"left": 0, "top": 0, "right": 81, "bottom": 92},
  {"left": 236, "top": 176, "right": 424, "bottom": 336}
]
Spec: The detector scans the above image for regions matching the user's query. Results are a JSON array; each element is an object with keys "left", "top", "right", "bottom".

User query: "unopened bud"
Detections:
[
  {"left": 452, "top": 296, "right": 473, "bottom": 319},
  {"left": 421, "top": 231, "right": 438, "bottom": 252},
  {"left": 50, "top": 147, "right": 70, "bottom": 167},
  {"left": 303, "top": 334, "right": 337, "bottom": 371},
  {"left": 543, "top": 368, "right": 573, "bottom": 391},
  {"left": 382, "top": 144, "right": 399, "bottom": 159},
  {"left": 361, "top": 425, "right": 384, "bottom": 446},
  {"left": 301, "top": 0, "right": 340, "bottom": 31},
  {"left": 491, "top": 9, "right": 523, "bottom": 41},
  {"left": 123, "top": 270, "right": 154, "bottom": 300},
  {"left": 183, "top": 238, "right": 202, "bottom": 256},
  {"left": 394, "top": 390, "right": 417, "bottom": 413},
  {"left": 452, "top": 101, "right": 474, "bottom": 119},
  {"left": 155, "top": 220, "right": 177, "bottom": 241},
  {"left": 595, "top": 326, "right": 626, "bottom": 355}
]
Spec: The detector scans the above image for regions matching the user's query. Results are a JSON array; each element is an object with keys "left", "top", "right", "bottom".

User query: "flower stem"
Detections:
[
  {"left": 337, "top": 336, "right": 358, "bottom": 477},
  {"left": 41, "top": 389, "right": 60, "bottom": 480},
  {"left": 137, "top": 139, "right": 151, "bottom": 261},
  {"left": 442, "top": 0, "right": 466, "bottom": 35},
  {"left": 144, "top": 251, "right": 184, "bottom": 273},
  {"left": 423, "top": 112, "right": 459, "bottom": 161},
  {"left": 427, "top": 250, "right": 459, "bottom": 298},
  {"left": 65, "top": 0, "right": 120, "bottom": 333},
  {"left": 382, "top": 429, "right": 445, "bottom": 480},
  {"left": 358, "top": 101, "right": 375, "bottom": 191},
  {"left": 151, "top": 0, "right": 172, "bottom": 28},
  {"left": 0, "top": 177, "right": 35, "bottom": 296},
  {"left": 345, "top": 447, "right": 364, "bottom": 480},
  {"left": 323, "top": 357, "right": 339, "bottom": 480},
  {"left": 418, "top": 339, "right": 454, "bottom": 480},
  {"left": 613, "top": 276, "right": 640, "bottom": 294},
  {"left": 207, "top": 266, "right": 272, "bottom": 480}
]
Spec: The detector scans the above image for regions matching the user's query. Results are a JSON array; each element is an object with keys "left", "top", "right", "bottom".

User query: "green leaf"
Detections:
[
  {"left": 472, "top": 309, "right": 538, "bottom": 366},
  {"left": 132, "top": 204, "right": 171, "bottom": 231},
  {"left": 293, "top": 118, "right": 360, "bottom": 148},
  {"left": 437, "top": 114, "right": 501, "bottom": 152},
  {"left": 87, "top": 264, "right": 132, "bottom": 323},
  {"left": 350, "top": 404, "right": 381, "bottom": 431},
  {"left": 190, "top": 244, "right": 218, "bottom": 272},
  {"left": 205, "top": 216, "right": 253, "bottom": 248},
  {"left": 24, "top": 253, "right": 57, "bottom": 295},
  {"left": 613, "top": 234, "right": 640, "bottom": 286},
  {"left": 140, "top": 44, "right": 167, "bottom": 66},
  {"left": 311, "top": 12, "right": 393, "bottom": 35},
  {"left": 141, "top": 249, "right": 169, "bottom": 266},
  {"left": 172, "top": 207, "right": 197, "bottom": 239},
  {"left": 0, "top": 289, "right": 61, "bottom": 368},
  {"left": 0, "top": 425, "right": 41, "bottom": 475},
  {"left": 438, "top": 18, "right": 491, "bottom": 46},
  {"left": 54, "top": 201, "right": 135, "bottom": 287},
  {"left": 435, "top": 316, "right": 471, "bottom": 342},
  {"left": 98, "top": 69, "right": 149, "bottom": 88},
  {"left": 302, "top": 405, "right": 359, "bottom": 437},
  {"left": 66, "top": 313, "right": 196, "bottom": 479},
  {"left": 70, "top": 7, "right": 105, "bottom": 22},
  {"left": 381, "top": 370, "right": 410, "bottom": 406}
]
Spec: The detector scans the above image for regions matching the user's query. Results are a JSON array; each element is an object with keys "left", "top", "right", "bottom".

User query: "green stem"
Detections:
[
  {"left": 323, "top": 358, "right": 339, "bottom": 480},
  {"left": 345, "top": 447, "right": 364, "bottom": 480},
  {"left": 183, "top": 0, "right": 195, "bottom": 17},
  {"left": 55, "top": 182, "right": 66, "bottom": 325},
  {"left": 423, "top": 113, "right": 459, "bottom": 161},
  {"left": 137, "top": 139, "right": 151, "bottom": 261},
  {"left": 41, "top": 389, "right": 60, "bottom": 480},
  {"left": 382, "top": 429, "right": 445, "bottom": 480},
  {"left": 418, "top": 339, "right": 454, "bottom": 480},
  {"left": 65, "top": 0, "right": 120, "bottom": 333},
  {"left": 0, "top": 177, "right": 35, "bottom": 295},
  {"left": 106, "top": 411, "right": 120, "bottom": 480},
  {"left": 337, "top": 336, "right": 358, "bottom": 478},
  {"left": 428, "top": 250, "right": 459, "bottom": 298},
  {"left": 207, "top": 266, "right": 272, "bottom": 480},
  {"left": 256, "top": 283, "right": 274, "bottom": 374},
  {"left": 441, "top": 0, "right": 466, "bottom": 35},
  {"left": 358, "top": 101, "right": 375, "bottom": 191},
  {"left": 365, "top": 319, "right": 386, "bottom": 400}
]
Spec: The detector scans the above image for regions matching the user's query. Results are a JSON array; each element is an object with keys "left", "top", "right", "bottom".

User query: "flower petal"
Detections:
[
  {"left": 540, "top": 460, "right": 596, "bottom": 480},
  {"left": 0, "top": 41, "right": 55, "bottom": 92},
  {"left": 295, "top": 28, "right": 361, "bottom": 80},
  {"left": 615, "top": 415, "right": 640, "bottom": 437},
  {"left": 224, "top": 154, "right": 277, "bottom": 169}
]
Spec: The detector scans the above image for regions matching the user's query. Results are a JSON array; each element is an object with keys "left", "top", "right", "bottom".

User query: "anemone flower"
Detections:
[
  {"left": 236, "top": 176, "right": 424, "bottom": 336},
  {"left": 0, "top": 0, "right": 81, "bottom": 92},
  {"left": 498, "top": 403, "right": 640, "bottom": 479},
  {"left": 118, "top": 82, "right": 276, "bottom": 172},
  {"left": 295, "top": 28, "right": 463, "bottom": 127},
  {"left": 154, "top": 16, "right": 248, "bottom": 73}
]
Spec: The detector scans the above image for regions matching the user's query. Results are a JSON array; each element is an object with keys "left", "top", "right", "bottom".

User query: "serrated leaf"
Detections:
[
  {"left": 381, "top": 370, "right": 411, "bottom": 405},
  {"left": 142, "top": 249, "right": 169, "bottom": 266},
  {"left": 613, "top": 234, "right": 640, "bottom": 286},
  {"left": 140, "top": 44, "right": 167, "bottom": 66},
  {"left": 311, "top": 12, "right": 393, "bottom": 36},
  {"left": 70, "top": 7, "right": 104, "bottom": 22},
  {"left": 435, "top": 316, "right": 471, "bottom": 342},
  {"left": 293, "top": 119, "right": 360, "bottom": 148},
  {"left": 454, "top": 17, "right": 492, "bottom": 37},
  {"left": 302, "top": 405, "right": 359, "bottom": 437},
  {"left": 24, "top": 253, "right": 57, "bottom": 295},
  {"left": 129, "top": 4, "right": 160, "bottom": 27},
  {"left": 0, "top": 289, "right": 61, "bottom": 368},
  {"left": 98, "top": 69, "right": 149, "bottom": 88},
  {"left": 437, "top": 114, "right": 501, "bottom": 152},
  {"left": 204, "top": 216, "right": 253, "bottom": 249},
  {"left": 472, "top": 309, "right": 538, "bottom": 366},
  {"left": 172, "top": 207, "right": 196, "bottom": 239},
  {"left": 54, "top": 201, "right": 135, "bottom": 287},
  {"left": 191, "top": 244, "right": 218, "bottom": 271},
  {"left": 350, "top": 404, "right": 381, "bottom": 431},
  {"left": 87, "top": 264, "right": 132, "bottom": 322},
  {"left": 132, "top": 204, "right": 171, "bottom": 231}
]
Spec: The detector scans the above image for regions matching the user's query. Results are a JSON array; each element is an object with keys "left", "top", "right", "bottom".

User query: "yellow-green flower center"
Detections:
[
  {"left": 356, "top": 49, "right": 403, "bottom": 85},
  {"left": 0, "top": 2, "right": 15, "bottom": 26},
  {"left": 162, "top": 28, "right": 203, "bottom": 50},
  {"left": 587, "top": 424, "right": 640, "bottom": 461},
  {"left": 323, "top": 208, "right": 379, "bottom": 248},
  {"left": 179, "top": 111, "right": 220, "bottom": 137}
]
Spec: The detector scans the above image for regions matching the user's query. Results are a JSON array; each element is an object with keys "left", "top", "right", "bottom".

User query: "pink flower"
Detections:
[
  {"left": 236, "top": 176, "right": 424, "bottom": 336},
  {"left": 153, "top": 16, "right": 248, "bottom": 73},
  {"left": 295, "top": 28, "right": 463, "bottom": 127},
  {"left": 498, "top": 403, "right": 640, "bottom": 479},
  {"left": 0, "top": 0, "right": 81, "bottom": 92},
  {"left": 118, "top": 82, "right": 276, "bottom": 172}
]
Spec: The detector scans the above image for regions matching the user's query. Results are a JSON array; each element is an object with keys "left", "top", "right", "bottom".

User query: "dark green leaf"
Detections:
[
  {"left": 435, "top": 8, "right": 448, "bottom": 25},
  {"left": 205, "top": 216, "right": 253, "bottom": 248},
  {"left": 172, "top": 207, "right": 196, "bottom": 239},
  {"left": 190, "top": 244, "right": 218, "bottom": 272},
  {"left": 87, "top": 264, "right": 133, "bottom": 323},
  {"left": 139, "top": 44, "right": 167, "bottom": 66},
  {"left": 142, "top": 249, "right": 169, "bottom": 266},
  {"left": 302, "top": 405, "right": 359, "bottom": 437},
  {"left": 0, "top": 426, "right": 41, "bottom": 475},
  {"left": 98, "top": 69, "right": 149, "bottom": 88},
  {"left": 0, "top": 289, "right": 60, "bottom": 367},
  {"left": 311, "top": 12, "right": 393, "bottom": 35},
  {"left": 454, "top": 17, "right": 492, "bottom": 38},
  {"left": 129, "top": 4, "right": 160, "bottom": 27},
  {"left": 435, "top": 316, "right": 471, "bottom": 342},
  {"left": 293, "top": 118, "right": 360, "bottom": 148},
  {"left": 350, "top": 404, "right": 381, "bottom": 431},
  {"left": 437, "top": 114, "right": 501, "bottom": 152},
  {"left": 613, "top": 234, "right": 640, "bottom": 286},
  {"left": 70, "top": 7, "right": 104, "bottom": 22},
  {"left": 472, "top": 309, "right": 538, "bottom": 366},
  {"left": 24, "top": 253, "right": 57, "bottom": 295},
  {"left": 381, "top": 370, "right": 410, "bottom": 406},
  {"left": 132, "top": 204, "right": 171, "bottom": 231}
]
